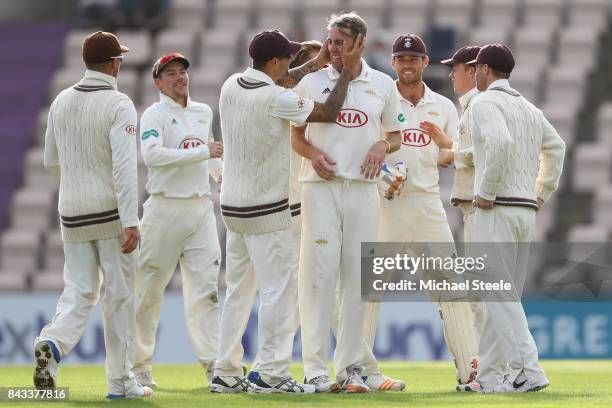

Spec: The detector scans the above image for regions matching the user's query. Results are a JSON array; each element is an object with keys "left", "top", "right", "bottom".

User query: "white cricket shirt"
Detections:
[
  {"left": 293, "top": 60, "right": 403, "bottom": 182},
  {"left": 386, "top": 82, "right": 459, "bottom": 196},
  {"left": 140, "top": 93, "right": 222, "bottom": 198}
]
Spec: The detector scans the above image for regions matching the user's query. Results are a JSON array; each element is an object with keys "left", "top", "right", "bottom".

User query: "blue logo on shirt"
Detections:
[{"left": 142, "top": 129, "right": 159, "bottom": 140}]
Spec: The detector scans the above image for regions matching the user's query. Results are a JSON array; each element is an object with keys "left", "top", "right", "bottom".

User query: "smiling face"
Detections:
[
  {"left": 154, "top": 60, "right": 189, "bottom": 100},
  {"left": 392, "top": 54, "right": 429, "bottom": 86},
  {"left": 326, "top": 26, "right": 356, "bottom": 72}
]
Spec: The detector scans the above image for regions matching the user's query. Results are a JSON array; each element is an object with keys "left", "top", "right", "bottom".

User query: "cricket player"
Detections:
[
  {"left": 132, "top": 53, "right": 224, "bottom": 388},
  {"left": 246, "top": 40, "right": 322, "bottom": 385},
  {"left": 362, "top": 34, "right": 480, "bottom": 387},
  {"left": 426, "top": 45, "right": 485, "bottom": 377},
  {"left": 34, "top": 31, "right": 152, "bottom": 399},
  {"left": 292, "top": 13, "right": 403, "bottom": 393},
  {"left": 212, "top": 29, "right": 363, "bottom": 394},
  {"left": 456, "top": 44, "right": 565, "bottom": 393}
]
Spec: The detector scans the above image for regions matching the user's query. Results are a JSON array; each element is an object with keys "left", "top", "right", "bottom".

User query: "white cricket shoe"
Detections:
[
  {"left": 305, "top": 375, "right": 341, "bottom": 393},
  {"left": 135, "top": 371, "right": 158, "bottom": 388},
  {"left": 33, "top": 340, "right": 60, "bottom": 390},
  {"left": 252, "top": 376, "right": 315, "bottom": 394},
  {"left": 107, "top": 382, "right": 154, "bottom": 399},
  {"left": 364, "top": 373, "right": 406, "bottom": 391},
  {"left": 504, "top": 372, "right": 549, "bottom": 393},
  {"left": 341, "top": 365, "right": 369, "bottom": 393},
  {"left": 210, "top": 375, "right": 254, "bottom": 393}
]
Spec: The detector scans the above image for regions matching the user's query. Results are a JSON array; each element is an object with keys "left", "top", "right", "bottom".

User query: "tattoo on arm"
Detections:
[
  {"left": 276, "top": 60, "right": 320, "bottom": 88},
  {"left": 306, "top": 68, "right": 352, "bottom": 123}
]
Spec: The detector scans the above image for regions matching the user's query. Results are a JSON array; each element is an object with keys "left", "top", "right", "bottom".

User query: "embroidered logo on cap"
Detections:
[{"left": 404, "top": 38, "right": 412, "bottom": 48}]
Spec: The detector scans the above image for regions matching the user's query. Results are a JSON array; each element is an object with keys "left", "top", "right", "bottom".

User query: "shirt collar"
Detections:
[
  {"left": 487, "top": 79, "right": 510, "bottom": 90},
  {"left": 327, "top": 59, "right": 372, "bottom": 82},
  {"left": 159, "top": 91, "right": 193, "bottom": 109},
  {"left": 243, "top": 67, "right": 276, "bottom": 85},
  {"left": 396, "top": 81, "right": 435, "bottom": 106},
  {"left": 459, "top": 87, "right": 479, "bottom": 110},
  {"left": 82, "top": 69, "right": 117, "bottom": 89}
]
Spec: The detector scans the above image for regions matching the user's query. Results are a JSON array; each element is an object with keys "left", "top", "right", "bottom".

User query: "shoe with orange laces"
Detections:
[{"left": 363, "top": 373, "right": 406, "bottom": 391}]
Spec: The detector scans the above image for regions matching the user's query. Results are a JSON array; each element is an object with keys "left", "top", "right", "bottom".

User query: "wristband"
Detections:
[{"left": 380, "top": 139, "right": 391, "bottom": 154}]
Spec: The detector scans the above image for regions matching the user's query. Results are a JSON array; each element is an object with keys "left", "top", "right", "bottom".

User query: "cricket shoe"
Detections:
[
  {"left": 456, "top": 381, "right": 483, "bottom": 393},
  {"left": 363, "top": 373, "right": 406, "bottom": 391},
  {"left": 33, "top": 340, "right": 60, "bottom": 390},
  {"left": 305, "top": 375, "right": 341, "bottom": 393},
  {"left": 210, "top": 375, "right": 254, "bottom": 393},
  {"left": 251, "top": 376, "right": 315, "bottom": 394},
  {"left": 247, "top": 370, "right": 260, "bottom": 384},
  {"left": 107, "top": 382, "right": 154, "bottom": 399},
  {"left": 506, "top": 371, "right": 549, "bottom": 393},
  {"left": 341, "top": 365, "right": 369, "bottom": 393},
  {"left": 135, "top": 371, "right": 158, "bottom": 388}
]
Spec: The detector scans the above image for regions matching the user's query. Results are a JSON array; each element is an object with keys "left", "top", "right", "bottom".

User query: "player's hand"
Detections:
[
  {"left": 438, "top": 148, "right": 454, "bottom": 168},
  {"left": 361, "top": 140, "right": 386, "bottom": 179},
  {"left": 537, "top": 197, "right": 544, "bottom": 211},
  {"left": 121, "top": 226, "right": 140, "bottom": 254},
  {"left": 420, "top": 121, "right": 453, "bottom": 149},
  {"left": 208, "top": 142, "right": 223, "bottom": 158},
  {"left": 341, "top": 33, "right": 365, "bottom": 75},
  {"left": 314, "top": 42, "right": 331, "bottom": 67},
  {"left": 473, "top": 195, "right": 495, "bottom": 210},
  {"left": 312, "top": 152, "right": 336, "bottom": 180}
]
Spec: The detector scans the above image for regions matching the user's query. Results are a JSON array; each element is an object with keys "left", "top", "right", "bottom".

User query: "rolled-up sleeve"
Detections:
[{"left": 270, "top": 88, "right": 315, "bottom": 124}]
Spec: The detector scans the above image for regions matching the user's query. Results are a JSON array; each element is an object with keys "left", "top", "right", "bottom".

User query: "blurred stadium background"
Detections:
[{"left": 0, "top": 0, "right": 611, "bottom": 367}]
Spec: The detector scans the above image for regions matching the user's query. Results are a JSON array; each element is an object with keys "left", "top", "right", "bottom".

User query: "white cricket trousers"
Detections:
[
  {"left": 250, "top": 227, "right": 301, "bottom": 374},
  {"left": 473, "top": 205, "right": 547, "bottom": 390},
  {"left": 36, "top": 236, "right": 138, "bottom": 395},
  {"left": 457, "top": 201, "right": 483, "bottom": 360},
  {"left": 300, "top": 180, "right": 378, "bottom": 382},
  {"left": 215, "top": 227, "right": 298, "bottom": 384},
  {"left": 133, "top": 195, "right": 221, "bottom": 374},
  {"left": 361, "top": 194, "right": 479, "bottom": 384}
]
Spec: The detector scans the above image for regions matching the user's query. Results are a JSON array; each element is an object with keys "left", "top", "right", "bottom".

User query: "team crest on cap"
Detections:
[{"left": 404, "top": 38, "right": 412, "bottom": 48}]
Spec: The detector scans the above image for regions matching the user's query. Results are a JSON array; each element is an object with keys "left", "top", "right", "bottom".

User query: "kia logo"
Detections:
[
  {"left": 402, "top": 128, "right": 431, "bottom": 147},
  {"left": 125, "top": 125, "right": 136, "bottom": 135},
  {"left": 180, "top": 137, "right": 205, "bottom": 149},
  {"left": 336, "top": 109, "right": 368, "bottom": 128}
]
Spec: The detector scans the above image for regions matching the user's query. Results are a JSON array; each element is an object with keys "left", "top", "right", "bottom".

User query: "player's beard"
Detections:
[{"left": 398, "top": 73, "right": 422, "bottom": 87}]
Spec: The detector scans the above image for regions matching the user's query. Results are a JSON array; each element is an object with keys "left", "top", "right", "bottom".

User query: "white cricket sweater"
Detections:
[
  {"left": 44, "top": 70, "right": 139, "bottom": 242},
  {"left": 470, "top": 79, "right": 566, "bottom": 208},
  {"left": 450, "top": 87, "right": 478, "bottom": 205},
  {"left": 219, "top": 68, "right": 313, "bottom": 234}
]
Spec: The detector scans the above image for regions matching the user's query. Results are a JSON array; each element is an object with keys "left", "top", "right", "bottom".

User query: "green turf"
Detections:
[{"left": 1, "top": 361, "right": 611, "bottom": 407}]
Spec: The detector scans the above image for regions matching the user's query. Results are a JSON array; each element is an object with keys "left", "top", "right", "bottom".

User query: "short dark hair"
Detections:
[
  {"left": 252, "top": 51, "right": 291, "bottom": 71},
  {"left": 85, "top": 61, "right": 112, "bottom": 71},
  {"left": 491, "top": 68, "right": 511, "bottom": 79},
  {"left": 327, "top": 12, "right": 367, "bottom": 39},
  {"left": 252, "top": 59, "right": 268, "bottom": 70}
]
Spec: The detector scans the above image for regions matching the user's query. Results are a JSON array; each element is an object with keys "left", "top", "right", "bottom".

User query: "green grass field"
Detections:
[{"left": 1, "top": 361, "right": 611, "bottom": 407}]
